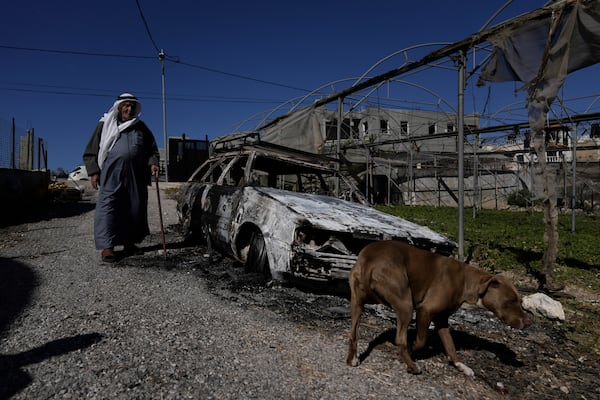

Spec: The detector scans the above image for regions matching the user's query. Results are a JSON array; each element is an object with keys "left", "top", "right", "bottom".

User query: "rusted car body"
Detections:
[{"left": 177, "top": 133, "right": 456, "bottom": 284}]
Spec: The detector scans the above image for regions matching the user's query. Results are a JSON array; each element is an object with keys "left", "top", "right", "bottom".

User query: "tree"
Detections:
[{"left": 479, "top": 1, "right": 600, "bottom": 290}]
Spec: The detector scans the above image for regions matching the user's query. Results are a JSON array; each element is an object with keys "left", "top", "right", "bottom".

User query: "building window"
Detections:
[
  {"left": 325, "top": 118, "right": 359, "bottom": 140},
  {"left": 446, "top": 123, "right": 455, "bottom": 133},
  {"left": 349, "top": 118, "right": 361, "bottom": 138},
  {"left": 325, "top": 119, "right": 337, "bottom": 140},
  {"left": 400, "top": 121, "right": 409, "bottom": 135},
  {"left": 380, "top": 119, "right": 390, "bottom": 134},
  {"left": 361, "top": 121, "right": 369, "bottom": 135},
  {"left": 428, "top": 123, "right": 437, "bottom": 135},
  {"left": 591, "top": 123, "right": 600, "bottom": 138}
]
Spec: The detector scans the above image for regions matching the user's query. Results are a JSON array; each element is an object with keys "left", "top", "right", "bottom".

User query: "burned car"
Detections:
[{"left": 177, "top": 133, "right": 456, "bottom": 284}]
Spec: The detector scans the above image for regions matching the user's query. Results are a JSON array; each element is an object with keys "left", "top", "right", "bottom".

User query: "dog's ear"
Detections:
[{"left": 477, "top": 275, "right": 500, "bottom": 297}]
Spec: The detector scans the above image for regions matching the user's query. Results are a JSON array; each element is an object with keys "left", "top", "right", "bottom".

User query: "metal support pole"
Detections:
[
  {"left": 409, "top": 141, "right": 413, "bottom": 205},
  {"left": 494, "top": 172, "right": 498, "bottom": 210},
  {"left": 11, "top": 118, "right": 15, "bottom": 169},
  {"left": 159, "top": 50, "right": 169, "bottom": 182},
  {"left": 37, "top": 138, "right": 42, "bottom": 170},
  {"left": 571, "top": 126, "right": 577, "bottom": 232},
  {"left": 435, "top": 156, "right": 440, "bottom": 207},
  {"left": 473, "top": 133, "right": 479, "bottom": 218},
  {"left": 457, "top": 50, "right": 466, "bottom": 260},
  {"left": 28, "top": 128, "right": 34, "bottom": 171},
  {"left": 387, "top": 159, "right": 391, "bottom": 206},
  {"left": 563, "top": 152, "right": 567, "bottom": 208},
  {"left": 335, "top": 97, "right": 342, "bottom": 197}
]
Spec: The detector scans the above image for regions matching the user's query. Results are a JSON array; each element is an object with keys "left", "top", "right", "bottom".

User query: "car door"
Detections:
[{"left": 201, "top": 155, "right": 246, "bottom": 254}]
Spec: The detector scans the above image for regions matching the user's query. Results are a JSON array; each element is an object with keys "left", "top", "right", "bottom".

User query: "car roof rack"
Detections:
[
  {"left": 211, "top": 131, "right": 342, "bottom": 165},
  {"left": 211, "top": 131, "right": 261, "bottom": 152}
]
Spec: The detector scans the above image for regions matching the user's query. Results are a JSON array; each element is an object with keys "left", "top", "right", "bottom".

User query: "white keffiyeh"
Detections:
[{"left": 97, "top": 93, "right": 142, "bottom": 169}]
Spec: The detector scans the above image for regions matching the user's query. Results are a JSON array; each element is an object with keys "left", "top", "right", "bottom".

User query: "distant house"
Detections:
[{"left": 261, "top": 105, "right": 479, "bottom": 165}]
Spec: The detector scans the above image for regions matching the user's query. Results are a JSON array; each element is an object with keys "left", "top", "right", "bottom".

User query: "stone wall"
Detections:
[{"left": 0, "top": 169, "right": 50, "bottom": 226}]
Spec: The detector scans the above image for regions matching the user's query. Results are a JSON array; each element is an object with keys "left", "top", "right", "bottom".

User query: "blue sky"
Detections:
[{"left": 1, "top": 1, "right": 598, "bottom": 172}]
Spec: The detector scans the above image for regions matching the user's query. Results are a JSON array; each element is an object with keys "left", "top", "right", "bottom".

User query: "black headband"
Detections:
[{"left": 117, "top": 94, "right": 138, "bottom": 101}]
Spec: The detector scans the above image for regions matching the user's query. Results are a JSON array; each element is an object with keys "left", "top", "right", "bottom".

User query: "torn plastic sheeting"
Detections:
[{"left": 479, "top": 1, "right": 600, "bottom": 86}]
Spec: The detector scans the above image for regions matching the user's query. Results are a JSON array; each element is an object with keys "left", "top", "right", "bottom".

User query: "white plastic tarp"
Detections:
[{"left": 261, "top": 106, "right": 325, "bottom": 153}]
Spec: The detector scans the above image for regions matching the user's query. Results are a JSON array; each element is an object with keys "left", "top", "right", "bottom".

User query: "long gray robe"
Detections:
[{"left": 83, "top": 121, "right": 159, "bottom": 250}]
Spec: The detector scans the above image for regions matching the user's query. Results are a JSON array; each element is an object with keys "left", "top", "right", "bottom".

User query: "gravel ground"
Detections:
[{"left": 1, "top": 182, "right": 598, "bottom": 399}]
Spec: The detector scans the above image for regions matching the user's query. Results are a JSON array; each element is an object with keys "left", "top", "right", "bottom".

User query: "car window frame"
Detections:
[{"left": 187, "top": 145, "right": 367, "bottom": 204}]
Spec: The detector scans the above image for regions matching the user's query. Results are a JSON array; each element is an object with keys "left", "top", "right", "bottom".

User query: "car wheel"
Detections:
[{"left": 245, "top": 230, "right": 271, "bottom": 278}]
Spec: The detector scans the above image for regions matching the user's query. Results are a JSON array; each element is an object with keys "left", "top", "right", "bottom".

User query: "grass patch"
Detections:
[{"left": 376, "top": 205, "right": 600, "bottom": 292}]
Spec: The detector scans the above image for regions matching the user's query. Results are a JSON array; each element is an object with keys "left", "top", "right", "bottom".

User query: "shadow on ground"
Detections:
[
  {"left": 357, "top": 327, "right": 523, "bottom": 368},
  {"left": 0, "top": 258, "right": 102, "bottom": 399},
  {"left": 0, "top": 200, "right": 96, "bottom": 228}
]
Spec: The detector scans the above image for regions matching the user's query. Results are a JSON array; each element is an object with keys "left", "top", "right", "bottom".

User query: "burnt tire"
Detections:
[{"left": 245, "top": 230, "right": 271, "bottom": 278}]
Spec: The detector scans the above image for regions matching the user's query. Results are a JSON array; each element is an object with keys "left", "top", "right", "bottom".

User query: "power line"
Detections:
[
  {"left": 0, "top": 85, "right": 287, "bottom": 105},
  {"left": 171, "top": 59, "right": 312, "bottom": 93},
  {"left": 0, "top": 43, "right": 313, "bottom": 93},
  {"left": 134, "top": 0, "right": 161, "bottom": 53},
  {"left": 0, "top": 44, "right": 154, "bottom": 59},
  {"left": 129, "top": 1, "right": 310, "bottom": 92}
]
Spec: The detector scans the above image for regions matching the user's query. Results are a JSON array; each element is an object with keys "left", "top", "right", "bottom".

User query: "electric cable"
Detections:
[
  {"left": 0, "top": 43, "right": 312, "bottom": 93},
  {"left": 0, "top": 44, "right": 153, "bottom": 59},
  {"left": 135, "top": 0, "right": 161, "bottom": 53}
]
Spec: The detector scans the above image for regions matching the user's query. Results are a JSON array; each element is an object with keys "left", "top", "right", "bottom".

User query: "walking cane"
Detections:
[{"left": 155, "top": 174, "right": 167, "bottom": 258}]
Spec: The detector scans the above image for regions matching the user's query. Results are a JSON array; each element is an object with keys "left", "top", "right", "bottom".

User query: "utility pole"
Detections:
[{"left": 159, "top": 49, "right": 169, "bottom": 182}]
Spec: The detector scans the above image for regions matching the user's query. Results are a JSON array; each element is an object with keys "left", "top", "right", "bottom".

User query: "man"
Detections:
[{"left": 83, "top": 93, "right": 160, "bottom": 262}]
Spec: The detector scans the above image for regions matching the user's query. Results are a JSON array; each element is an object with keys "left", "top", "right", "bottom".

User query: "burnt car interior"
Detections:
[{"left": 189, "top": 138, "right": 365, "bottom": 202}]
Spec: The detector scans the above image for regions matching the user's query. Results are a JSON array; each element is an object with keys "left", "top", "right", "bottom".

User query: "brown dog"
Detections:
[{"left": 346, "top": 240, "right": 531, "bottom": 376}]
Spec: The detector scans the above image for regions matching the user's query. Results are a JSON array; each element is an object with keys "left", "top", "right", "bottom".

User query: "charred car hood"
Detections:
[{"left": 252, "top": 186, "right": 456, "bottom": 252}]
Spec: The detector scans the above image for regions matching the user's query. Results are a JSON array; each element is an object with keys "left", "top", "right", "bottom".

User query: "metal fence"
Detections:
[
  {"left": 0, "top": 117, "right": 47, "bottom": 171},
  {"left": 366, "top": 154, "right": 600, "bottom": 212},
  {"left": 337, "top": 124, "right": 600, "bottom": 212}
]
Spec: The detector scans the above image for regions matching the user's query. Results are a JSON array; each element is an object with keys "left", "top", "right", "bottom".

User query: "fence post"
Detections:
[
  {"left": 11, "top": 118, "right": 16, "bottom": 169},
  {"left": 38, "top": 138, "right": 42, "bottom": 170}
]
